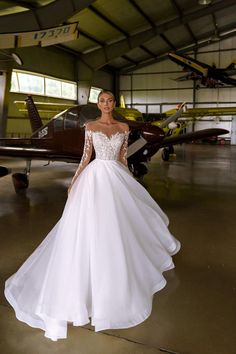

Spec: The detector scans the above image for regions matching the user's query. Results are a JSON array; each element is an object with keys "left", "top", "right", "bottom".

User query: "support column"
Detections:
[
  {"left": 76, "top": 60, "right": 94, "bottom": 104},
  {"left": 113, "top": 70, "right": 120, "bottom": 104},
  {"left": 0, "top": 70, "right": 11, "bottom": 138}
]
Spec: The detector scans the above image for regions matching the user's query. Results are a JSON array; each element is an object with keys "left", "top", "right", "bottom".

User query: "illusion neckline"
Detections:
[{"left": 87, "top": 130, "right": 129, "bottom": 140}]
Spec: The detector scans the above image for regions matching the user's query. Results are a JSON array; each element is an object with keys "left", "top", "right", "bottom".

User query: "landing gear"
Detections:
[
  {"left": 161, "top": 146, "right": 175, "bottom": 161},
  {"left": 129, "top": 162, "right": 148, "bottom": 179},
  {"left": 12, "top": 160, "right": 31, "bottom": 193}
]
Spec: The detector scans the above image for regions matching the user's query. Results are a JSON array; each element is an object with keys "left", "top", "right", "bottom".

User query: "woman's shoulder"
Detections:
[
  {"left": 118, "top": 122, "right": 129, "bottom": 133},
  {"left": 85, "top": 120, "right": 100, "bottom": 131}
]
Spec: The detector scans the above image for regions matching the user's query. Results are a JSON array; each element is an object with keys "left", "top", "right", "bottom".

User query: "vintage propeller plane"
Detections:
[
  {"left": 168, "top": 52, "right": 236, "bottom": 88},
  {"left": 0, "top": 96, "right": 228, "bottom": 193}
]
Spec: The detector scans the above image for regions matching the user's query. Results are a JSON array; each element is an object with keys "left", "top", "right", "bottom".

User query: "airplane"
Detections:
[
  {"left": 168, "top": 52, "right": 236, "bottom": 88},
  {"left": 0, "top": 96, "right": 228, "bottom": 193}
]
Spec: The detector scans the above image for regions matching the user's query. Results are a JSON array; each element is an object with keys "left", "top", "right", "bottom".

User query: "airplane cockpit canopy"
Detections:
[
  {"left": 76, "top": 104, "right": 127, "bottom": 127},
  {"left": 52, "top": 104, "right": 128, "bottom": 132}
]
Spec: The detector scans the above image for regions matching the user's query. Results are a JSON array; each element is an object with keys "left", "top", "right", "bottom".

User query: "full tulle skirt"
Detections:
[{"left": 5, "top": 159, "right": 180, "bottom": 341}]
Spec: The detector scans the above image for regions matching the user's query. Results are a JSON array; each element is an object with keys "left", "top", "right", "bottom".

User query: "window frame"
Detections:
[{"left": 10, "top": 69, "right": 77, "bottom": 101}]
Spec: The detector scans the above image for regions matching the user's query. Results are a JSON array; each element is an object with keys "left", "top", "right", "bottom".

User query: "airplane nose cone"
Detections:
[{"left": 141, "top": 124, "right": 165, "bottom": 143}]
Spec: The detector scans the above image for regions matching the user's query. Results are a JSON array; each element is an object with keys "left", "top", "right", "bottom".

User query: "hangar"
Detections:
[{"left": 0, "top": 1, "right": 235, "bottom": 354}]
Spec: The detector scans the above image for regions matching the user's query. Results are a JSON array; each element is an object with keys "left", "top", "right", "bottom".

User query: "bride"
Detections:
[{"left": 5, "top": 90, "right": 180, "bottom": 341}]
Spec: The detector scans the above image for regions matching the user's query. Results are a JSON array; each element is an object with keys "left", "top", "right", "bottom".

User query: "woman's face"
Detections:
[{"left": 97, "top": 93, "right": 116, "bottom": 114}]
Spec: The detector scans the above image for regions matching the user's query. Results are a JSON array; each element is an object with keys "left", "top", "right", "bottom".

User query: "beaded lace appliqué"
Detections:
[
  {"left": 91, "top": 131, "right": 128, "bottom": 162},
  {"left": 73, "top": 129, "right": 129, "bottom": 181},
  {"left": 74, "top": 129, "right": 93, "bottom": 177},
  {"left": 120, "top": 131, "right": 129, "bottom": 165}
]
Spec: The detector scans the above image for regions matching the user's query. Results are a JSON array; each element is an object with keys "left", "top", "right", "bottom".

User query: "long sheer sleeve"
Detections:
[
  {"left": 119, "top": 131, "right": 129, "bottom": 166},
  {"left": 69, "top": 128, "right": 93, "bottom": 189}
]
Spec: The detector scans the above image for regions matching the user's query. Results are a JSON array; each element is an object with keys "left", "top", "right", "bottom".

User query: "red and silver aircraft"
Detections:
[{"left": 0, "top": 96, "right": 228, "bottom": 192}]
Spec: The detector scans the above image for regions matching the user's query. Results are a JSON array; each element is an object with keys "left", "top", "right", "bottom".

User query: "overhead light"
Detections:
[
  {"left": 198, "top": 0, "right": 212, "bottom": 5},
  {"left": 11, "top": 53, "right": 23, "bottom": 66},
  {"left": 0, "top": 51, "right": 23, "bottom": 66}
]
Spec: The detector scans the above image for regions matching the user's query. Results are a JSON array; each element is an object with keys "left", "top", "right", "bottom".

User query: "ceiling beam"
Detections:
[
  {"left": 2, "top": 1, "right": 38, "bottom": 10},
  {"left": 0, "top": 0, "right": 96, "bottom": 32},
  {"left": 130, "top": 0, "right": 177, "bottom": 51},
  {"left": 120, "top": 24, "right": 236, "bottom": 73},
  {"left": 81, "top": 0, "right": 235, "bottom": 70},
  {"left": 140, "top": 45, "right": 156, "bottom": 58},
  {"left": 88, "top": 4, "right": 129, "bottom": 37},
  {"left": 79, "top": 29, "right": 104, "bottom": 46},
  {"left": 121, "top": 55, "right": 138, "bottom": 64},
  {"left": 128, "top": 0, "right": 156, "bottom": 27},
  {"left": 160, "top": 33, "right": 176, "bottom": 50},
  {"left": 170, "top": 0, "right": 197, "bottom": 42}
]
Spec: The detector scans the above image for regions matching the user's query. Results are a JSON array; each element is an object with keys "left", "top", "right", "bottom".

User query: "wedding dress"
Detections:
[{"left": 5, "top": 126, "right": 180, "bottom": 341}]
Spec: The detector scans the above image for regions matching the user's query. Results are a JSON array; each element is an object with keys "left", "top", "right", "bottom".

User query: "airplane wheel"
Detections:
[
  {"left": 12, "top": 173, "right": 29, "bottom": 193},
  {"left": 162, "top": 148, "right": 170, "bottom": 161}
]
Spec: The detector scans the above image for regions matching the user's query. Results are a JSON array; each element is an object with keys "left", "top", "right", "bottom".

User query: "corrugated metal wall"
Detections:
[{"left": 120, "top": 36, "right": 236, "bottom": 140}]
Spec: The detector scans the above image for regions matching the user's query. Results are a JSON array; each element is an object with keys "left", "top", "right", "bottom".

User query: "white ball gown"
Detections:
[{"left": 5, "top": 127, "right": 180, "bottom": 341}]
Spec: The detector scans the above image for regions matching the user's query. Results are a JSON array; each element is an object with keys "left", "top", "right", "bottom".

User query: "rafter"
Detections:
[
  {"left": 170, "top": 0, "right": 197, "bottom": 42},
  {"left": 88, "top": 4, "right": 129, "bottom": 37},
  {"left": 128, "top": 0, "right": 156, "bottom": 27},
  {"left": 79, "top": 29, "right": 104, "bottom": 46},
  {"left": 160, "top": 33, "right": 176, "bottom": 51},
  {"left": 120, "top": 24, "right": 236, "bottom": 73},
  {"left": 140, "top": 45, "right": 156, "bottom": 58},
  {"left": 82, "top": 0, "right": 236, "bottom": 70},
  {"left": 122, "top": 55, "right": 138, "bottom": 64},
  {"left": 4, "top": 1, "right": 37, "bottom": 10},
  {"left": 0, "top": 0, "right": 96, "bottom": 32}
]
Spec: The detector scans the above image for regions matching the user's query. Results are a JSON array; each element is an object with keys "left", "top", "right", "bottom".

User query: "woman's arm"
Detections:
[
  {"left": 119, "top": 130, "right": 129, "bottom": 167},
  {"left": 68, "top": 128, "right": 93, "bottom": 193}
]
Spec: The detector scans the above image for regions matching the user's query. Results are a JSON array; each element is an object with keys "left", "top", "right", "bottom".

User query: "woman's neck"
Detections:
[{"left": 99, "top": 112, "right": 116, "bottom": 125}]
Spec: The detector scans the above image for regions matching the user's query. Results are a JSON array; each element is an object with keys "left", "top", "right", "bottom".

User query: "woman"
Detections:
[{"left": 5, "top": 90, "right": 180, "bottom": 341}]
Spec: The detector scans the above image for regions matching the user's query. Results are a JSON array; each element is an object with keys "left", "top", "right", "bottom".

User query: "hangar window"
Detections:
[
  {"left": 10, "top": 70, "right": 77, "bottom": 100},
  {"left": 18, "top": 72, "right": 44, "bottom": 95},
  {"left": 11, "top": 72, "right": 19, "bottom": 92},
  {"left": 45, "top": 78, "right": 61, "bottom": 97},
  {"left": 89, "top": 86, "right": 102, "bottom": 103}
]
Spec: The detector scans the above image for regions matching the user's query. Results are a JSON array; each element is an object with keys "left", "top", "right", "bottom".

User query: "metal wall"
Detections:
[{"left": 120, "top": 36, "right": 236, "bottom": 139}]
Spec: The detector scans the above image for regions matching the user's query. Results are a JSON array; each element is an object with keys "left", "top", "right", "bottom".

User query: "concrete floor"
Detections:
[{"left": 0, "top": 144, "right": 236, "bottom": 354}]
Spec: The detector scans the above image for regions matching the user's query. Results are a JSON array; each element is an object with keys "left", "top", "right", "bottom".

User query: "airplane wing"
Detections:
[
  {"left": 168, "top": 53, "right": 209, "bottom": 76},
  {"left": 173, "top": 72, "right": 202, "bottom": 81},
  {"left": 0, "top": 145, "right": 80, "bottom": 162},
  {"left": 217, "top": 74, "right": 236, "bottom": 86},
  {"left": 175, "top": 106, "right": 236, "bottom": 118},
  {"left": 160, "top": 128, "right": 228, "bottom": 147}
]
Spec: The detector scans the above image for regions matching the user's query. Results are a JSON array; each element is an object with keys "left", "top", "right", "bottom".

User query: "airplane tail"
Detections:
[
  {"left": 25, "top": 96, "right": 43, "bottom": 133},
  {"left": 119, "top": 95, "right": 126, "bottom": 108},
  {"left": 225, "top": 62, "right": 236, "bottom": 70}
]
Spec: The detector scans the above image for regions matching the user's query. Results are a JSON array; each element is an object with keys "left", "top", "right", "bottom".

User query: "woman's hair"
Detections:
[{"left": 97, "top": 90, "right": 115, "bottom": 102}]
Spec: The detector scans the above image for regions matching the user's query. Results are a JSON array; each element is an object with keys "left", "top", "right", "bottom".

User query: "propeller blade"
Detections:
[{"left": 127, "top": 137, "right": 147, "bottom": 158}]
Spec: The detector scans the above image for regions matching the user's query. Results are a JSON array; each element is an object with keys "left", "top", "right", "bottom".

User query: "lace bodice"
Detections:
[
  {"left": 70, "top": 128, "right": 129, "bottom": 184},
  {"left": 91, "top": 131, "right": 127, "bottom": 160}
]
